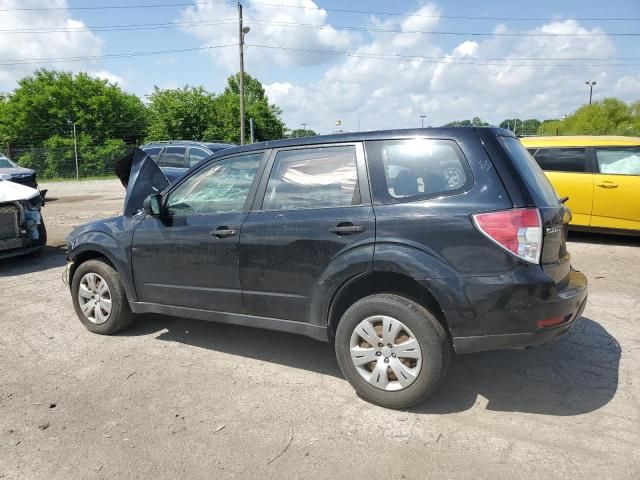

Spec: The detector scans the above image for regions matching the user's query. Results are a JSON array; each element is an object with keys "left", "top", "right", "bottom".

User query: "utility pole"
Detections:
[
  {"left": 419, "top": 115, "right": 426, "bottom": 128},
  {"left": 585, "top": 81, "right": 596, "bottom": 105},
  {"left": 301, "top": 123, "right": 307, "bottom": 135},
  {"left": 238, "top": 2, "right": 250, "bottom": 145},
  {"left": 249, "top": 117, "right": 255, "bottom": 143}
]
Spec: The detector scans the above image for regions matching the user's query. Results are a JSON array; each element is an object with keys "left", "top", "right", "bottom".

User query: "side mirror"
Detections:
[{"left": 143, "top": 193, "right": 163, "bottom": 216}]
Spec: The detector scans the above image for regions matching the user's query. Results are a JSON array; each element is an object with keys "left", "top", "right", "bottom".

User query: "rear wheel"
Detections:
[
  {"left": 335, "top": 294, "right": 449, "bottom": 409},
  {"left": 71, "top": 259, "right": 135, "bottom": 334}
]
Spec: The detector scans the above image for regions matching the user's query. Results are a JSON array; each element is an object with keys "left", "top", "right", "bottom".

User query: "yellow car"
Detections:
[{"left": 521, "top": 136, "right": 640, "bottom": 234}]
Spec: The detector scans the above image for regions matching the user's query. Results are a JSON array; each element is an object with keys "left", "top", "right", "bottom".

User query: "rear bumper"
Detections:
[{"left": 452, "top": 269, "right": 588, "bottom": 354}]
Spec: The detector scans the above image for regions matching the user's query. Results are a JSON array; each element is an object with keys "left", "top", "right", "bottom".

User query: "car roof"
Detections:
[
  {"left": 206, "top": 127, "right": 514, "bottom": 157},
  {"left": 520, "top": 135, "right": 640, "bottom": 148},
  {"left": 141, "top": 140, "right": 235, "bottom": 150}
]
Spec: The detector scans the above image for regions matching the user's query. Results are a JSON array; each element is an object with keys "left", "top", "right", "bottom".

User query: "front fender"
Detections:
[{"left": 68, "top": 231, "right": 137, "bottom": 302}]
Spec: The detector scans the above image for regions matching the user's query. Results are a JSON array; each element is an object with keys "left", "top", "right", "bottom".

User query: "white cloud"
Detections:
[
  {"left": 261, "top": 11, "right": 630, "bottom": 132},
  {"left": 0, "top": 0, "right": 125, "bottom": 90},
  {"left": 179, "top": 0, "right": 354, "bottom": 71},
  {"left": 613, "top": 75, "right": 640, "bottom": 101},
  {"left": 90, "top": 70, "right": 125, "bottom": 86},
  {"left": 178, "top": 1, "right": 637, "bottom": 132}
]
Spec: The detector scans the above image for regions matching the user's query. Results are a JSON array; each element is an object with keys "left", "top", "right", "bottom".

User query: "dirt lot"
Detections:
[{"left": 1, "top": 179, "right": 639, "bottom": 479}]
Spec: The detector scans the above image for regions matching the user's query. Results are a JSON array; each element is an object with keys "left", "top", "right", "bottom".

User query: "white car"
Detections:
[{"left": 0, "top": 179, "right": 46, "bottom": 259}]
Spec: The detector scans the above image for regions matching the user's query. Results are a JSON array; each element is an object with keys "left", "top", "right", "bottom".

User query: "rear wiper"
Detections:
[{"left": 558, "top": 196, "right": 569, "bottom": 204}]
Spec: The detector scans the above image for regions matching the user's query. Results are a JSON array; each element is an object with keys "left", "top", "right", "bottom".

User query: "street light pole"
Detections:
[
  {"left": 420, "top": 115, "right": 426, "bottom": 128},
  {"left": 238, "top": 2, "right": 250, "bottom": 145},
  {"left": 585, "top": 81, "right": 596, "bottom": 105}
]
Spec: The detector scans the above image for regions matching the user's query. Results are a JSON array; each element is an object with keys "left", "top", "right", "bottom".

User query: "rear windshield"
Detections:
[{"left": 499, "top": 136, "right": 559, "bottom": 206}]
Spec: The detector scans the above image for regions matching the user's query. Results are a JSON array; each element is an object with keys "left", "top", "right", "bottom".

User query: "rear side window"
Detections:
[
  {"left": 499, "top": 136, "right": 559, "bottom": 206},
  {"left": 160, "top": 146, "right": 186, "bottom": 168},
  {"left": 262, "top": 146, "right": 360, "bottom": 211},
  {"left": 531, "top": 147, "right": 587, "bottom": 173},
  {"left": 188, "top": 147, "right": 210, "bottom": 167},
  {"left": 595, "top": 147, "right": 640, "bottom": 175},
  {"left": 142, "top": 147, "right": 162, "bottom": 163},
  {"left": 366, "top": 139, "right": 471, "bottom": 203}
]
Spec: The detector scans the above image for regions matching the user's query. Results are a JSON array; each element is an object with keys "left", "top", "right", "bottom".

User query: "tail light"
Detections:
[{"left": 472, "top": 208, "right": 542, "bottom": 264}]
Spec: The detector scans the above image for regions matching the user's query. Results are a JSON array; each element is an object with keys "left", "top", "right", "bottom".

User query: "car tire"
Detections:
[
  {"left": 71, "top": 259, "right": 135, "bottom": 335},
  {"left": 335, "top": 293, "right": 450, "bottom": 409}
]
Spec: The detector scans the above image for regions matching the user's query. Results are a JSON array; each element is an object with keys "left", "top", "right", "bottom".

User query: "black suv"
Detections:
[
  {"left": 66, "top": 128, "right": 587, "bottom": 408},
  {"left": 140, "top": 140, "right": 234, "bottom": 183}
]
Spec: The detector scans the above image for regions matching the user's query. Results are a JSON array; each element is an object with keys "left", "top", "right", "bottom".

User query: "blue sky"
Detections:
[{"left": 2, "top": 0, "right": 639, "bottom": 132}]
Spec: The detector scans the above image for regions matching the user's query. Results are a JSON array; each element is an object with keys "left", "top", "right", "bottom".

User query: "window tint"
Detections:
[
  {"left": 166, "top": 153, "right": 262, "bottom": 215},
  {"left": 262, "top": 146, "right": 359, "bottom": 211},
  {"left": 499, "top": 137, "right": 559, "bottom": 207},
  {"left": 160, "top": 146, "right": 186, "bottom": 168},
  {"left": 595, "top": 147, "right": 640, "bottom": 175},
  {"left": 142, "top": 146, "right": 162, "bottom": 163},
  {"left": 366, "top": 139, "right": 470, "bottom": 203},
  {"left": 188, "top": 147, "right": 210, "bottom": 167},
  {"left": 532, "top": 147, "right": 587, "bottom": 172}
]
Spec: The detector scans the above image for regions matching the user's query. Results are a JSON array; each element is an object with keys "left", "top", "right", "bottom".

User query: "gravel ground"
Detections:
[{"left": 1, "top": 179, "right": 639, "bottom": 479}]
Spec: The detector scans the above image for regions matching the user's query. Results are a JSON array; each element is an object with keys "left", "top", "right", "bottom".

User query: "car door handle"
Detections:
[
  {"left": 329, "top": 224, "right": 365, "bottom": 235},
  {"left": 210, "top": 228, "right": 238, "bottom": 238},
  {"left": 597, "top": 181, "right": 618, "bottom": 189}
]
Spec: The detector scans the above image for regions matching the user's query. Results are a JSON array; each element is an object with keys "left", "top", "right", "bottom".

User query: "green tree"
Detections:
[
  {"left": 499, "top": 118, "right": 541, "bottom": 135},
  {"left": 443, "top": 117, "right": 491, "bottom": 127},
  {"left": 39, "top": 134, "right": 129, "bottom": 178},
  {"left": 537, "top": 98, "right": 640, "bottom": 136},
  {"left": 145, "top": 85, "right": 218, "bottom": 142},
  {"left": 288, "top": 128, "right": 318, "bottom": 138},
  {"left": 537, "top": 119, "right": 564, "bottom": 136},
  {"left": 0, "top": 69, "right": 147, "bottom": 148},
  {"left": 210, "top": 73, "right": 285, "bottom": 143}
]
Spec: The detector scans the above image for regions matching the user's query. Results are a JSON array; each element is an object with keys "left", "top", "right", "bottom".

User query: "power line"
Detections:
[
  {"left": 0, "top": 16, "right": 637, "bottom": 37},
  {"left": 248, "top": 20, "right": 640, "bottom": 37},
  {"left": 0, "top": 19, "right": 237, "bottom": 34},
  {"left": 249, "top": 2, "right": 640, "bottom": 22},
  {"left": 0, "top": 41, "right": 636, "bottom": 68},
  {"left": 246, "top": 44, "right": 640, "bottom": 67},
  {"left": 1, "top": 1, "right": 638, "bottom": 22},
  {"left": 0, "top": 1, "right": 225, "bottom": 12},
  {"left": 0, "top": 44, "right": 236, "bottom": 66}
]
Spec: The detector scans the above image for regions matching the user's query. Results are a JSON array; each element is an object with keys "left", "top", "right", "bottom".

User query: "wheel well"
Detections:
[
  {"left": 328, "top": 272, "right": 450, "bottom": 339},
  {"left": 69, "top": 251, "right": 115, "bottom": 283}
]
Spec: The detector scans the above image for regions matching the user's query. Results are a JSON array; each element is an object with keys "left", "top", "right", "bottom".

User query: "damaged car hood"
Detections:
[
  {"left": 0, "top": 179, "right": 40, "bottom": 202},
  {"left": 116, "top": 148, "right": 169, "bottom": 217}
]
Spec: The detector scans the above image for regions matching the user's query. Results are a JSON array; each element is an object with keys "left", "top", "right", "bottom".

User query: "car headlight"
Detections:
[{"left": 0, "top": 173, "right": 11, "bottom": 180}]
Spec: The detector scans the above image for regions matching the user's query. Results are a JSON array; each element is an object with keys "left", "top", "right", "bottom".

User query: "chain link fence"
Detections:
[{"left": 7, "top": 140, "right": 136, "bottom": 180}]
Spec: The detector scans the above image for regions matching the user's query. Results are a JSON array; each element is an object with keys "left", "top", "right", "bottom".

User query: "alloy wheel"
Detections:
[
  {"left": 349, "top": 315, "right": 423, "bottom": 391},
  {"left": 77, "top": 272, "right": 112, "bottom": 325}
]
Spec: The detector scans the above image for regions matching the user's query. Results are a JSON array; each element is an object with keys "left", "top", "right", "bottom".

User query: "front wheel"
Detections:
[
  {"left": 71, "top": 259, "right": 135, "bottom": 335},
  {"left": 335, "top": 294, "right": 449, "bottom": 409}
]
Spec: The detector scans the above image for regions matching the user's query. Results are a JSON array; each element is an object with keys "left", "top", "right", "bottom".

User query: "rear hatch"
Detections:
[
  {"left": 115, "top": 148, "right": 169, "bottom": 217},
  {"left": 479, "top": 129, "right": 571, "bottom": 285}
]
